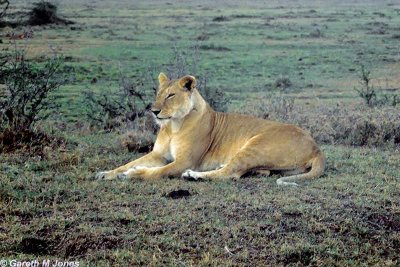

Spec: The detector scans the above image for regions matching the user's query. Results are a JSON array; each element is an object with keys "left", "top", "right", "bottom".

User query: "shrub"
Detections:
[
  {"left": 309, "top": 28, "right": 323, "bottom": 38},
  {"left": 198, "top": 44, "right": 231, "bottom": 52},
  {"left": 212, "top": 16, "right": 230, "bottom": 22},
  {"left": 274, "top": 75, "right": 292, "bottom": 90},
  {"left": 0, "top": 46, "right": 64, "bottom": 133},
  {"left": 28, "top": 1, "right": 73, "bottom": 26},
  {"left": 354, "top": 64, "right": 376, "bottom": 107},
  {"left": 0, "top": 45, "right": 66, "bottom": 153},
  {"left": 83, "top": 77, "right": 157, "bottom": 151},
  {"left": 82, "top": 76, "right": 150, "bottom": 130}
]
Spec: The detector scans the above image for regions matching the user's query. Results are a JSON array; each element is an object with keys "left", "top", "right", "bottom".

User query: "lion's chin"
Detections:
[{"left": 154, "top": 117, "right": 171, "bottom": 126}]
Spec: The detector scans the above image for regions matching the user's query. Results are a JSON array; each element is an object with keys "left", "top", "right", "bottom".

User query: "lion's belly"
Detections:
[
  {"left": 198, "top": 153, "right": 230, "bottom": 171},
  {"left": 198, "top": 138, "right": 249, "bottom": 171},
  {"left": 198, "top": 159, "right": 224, "bottom": 171}
]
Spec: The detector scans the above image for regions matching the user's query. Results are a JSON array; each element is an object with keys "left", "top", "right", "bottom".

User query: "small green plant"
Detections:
[
  {"left": 274, "top": 75, "right": 292, "bottom": 90},
  {"left": 354, "top": 64, "right": 399, "bottom": 107},
  {"left": 354, "top": 64, "right": 376, "bottom": 107}
]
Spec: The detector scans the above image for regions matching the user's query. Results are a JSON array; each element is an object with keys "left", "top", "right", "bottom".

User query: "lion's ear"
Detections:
[
  {"left": 158, "top": 72, "right": 169, "bottom": 85},
  {"left": 178, "top": 75, "right": 196, "bottom": 91}
]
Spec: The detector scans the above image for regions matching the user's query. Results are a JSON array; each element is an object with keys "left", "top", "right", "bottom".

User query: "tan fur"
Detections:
[{"left": 96, "top": 73, "right": 325, "bottom": 185}]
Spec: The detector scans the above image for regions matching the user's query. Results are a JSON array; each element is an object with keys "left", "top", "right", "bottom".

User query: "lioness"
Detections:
[{"left": 96, "top": 73, "right": 325, "bottom": 185}]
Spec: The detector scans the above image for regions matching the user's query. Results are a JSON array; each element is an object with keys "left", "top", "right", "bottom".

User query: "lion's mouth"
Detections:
[{"left": 156, "top": 116, "right": 171, "bottom": 120}]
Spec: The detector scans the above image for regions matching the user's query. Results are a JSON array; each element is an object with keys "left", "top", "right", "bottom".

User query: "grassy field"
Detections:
[{"left": 1, "top": 0, "right": 400, "bottom": 266}]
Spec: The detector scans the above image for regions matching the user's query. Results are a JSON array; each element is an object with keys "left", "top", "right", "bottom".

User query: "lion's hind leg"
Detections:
[{"left": 182, "top": 135, "right": 271, "bottom": 181}]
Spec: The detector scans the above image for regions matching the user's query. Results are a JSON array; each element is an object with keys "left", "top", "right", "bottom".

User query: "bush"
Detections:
[
  {"left": 82, "top": 76, "right": 150, "bottom": 130},
  {"left": 309, "top": 28, "right": 323, "bottom": 38},
  {"left": 0, "top": 45, "right": 66, "bottom": 153},
  {"left": 83, "top": 80, "right": 157, "bottom": 152},
  {"left": 239, "top": 94, "right": 400, "bottom": 147},
  {"left": 84, "top": 46, "right": 231, "bottom": 130},
  {"left": 212, "top": 16, "right": 230, "bottom": 22},
  {"left": 0, "top": 46, "right": 64, "bottom": 133},
  {"left": 28, "top": 1, "right": 73, "bottom": 26},
  {"left": 82, "top": 46, "right": 231, "bottom": 154},
  {"left": 274, "top": 75, "right": 292, "bottom": 90}
]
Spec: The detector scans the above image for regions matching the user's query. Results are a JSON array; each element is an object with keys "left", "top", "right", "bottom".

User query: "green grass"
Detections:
[
  {"left": 1, "top": 0, "right": 400, "bottom": 265},
  {"left": 1, "top": 142, "right": 399, "bottom": 266}
]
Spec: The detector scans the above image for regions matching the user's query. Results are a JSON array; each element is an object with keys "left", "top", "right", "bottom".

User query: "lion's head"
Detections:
[{"left": 151, "top": 73, "right": 197, "bottom": 125}]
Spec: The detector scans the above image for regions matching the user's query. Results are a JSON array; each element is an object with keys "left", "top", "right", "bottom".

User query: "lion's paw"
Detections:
[
  {"left": 134, "top": 166, "right": 148, "bottom": 171},
  {"left": 182, "top": 169, "right": 202, "bottom": 181}
]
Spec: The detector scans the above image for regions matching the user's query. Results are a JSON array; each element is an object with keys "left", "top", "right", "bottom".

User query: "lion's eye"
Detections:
[{"left": 166, "top": 93, "right": 175, "bottom": 99}]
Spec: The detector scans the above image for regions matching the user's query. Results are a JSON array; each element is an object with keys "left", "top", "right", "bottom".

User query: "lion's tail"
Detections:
[{"left": 276, "top": 151, "right": 326, "bottom": 186}]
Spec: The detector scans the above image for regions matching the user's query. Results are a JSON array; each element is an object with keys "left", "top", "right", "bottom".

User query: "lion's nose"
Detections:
[{"left": 151, "top": 109, "right": 161, "bottom": 116}]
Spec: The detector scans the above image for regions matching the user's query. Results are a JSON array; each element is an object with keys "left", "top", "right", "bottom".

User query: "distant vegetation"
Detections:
[
  {"left": 0, "top": 1, "right": 73, "bottom": 28},
  {"left": 27, "top": 1, "right": 73, "bottom": 26}
]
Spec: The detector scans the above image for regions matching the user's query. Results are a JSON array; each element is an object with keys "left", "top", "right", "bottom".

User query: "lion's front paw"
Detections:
[
  {"left": 96, "top": 171, "right": 114, "bottom": 180},
  {"left": 117, "top": 166, "right": 149, "bottom": 180},
  {"left": 182, "top": 169, "right": 203, "bottom": 181}
]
